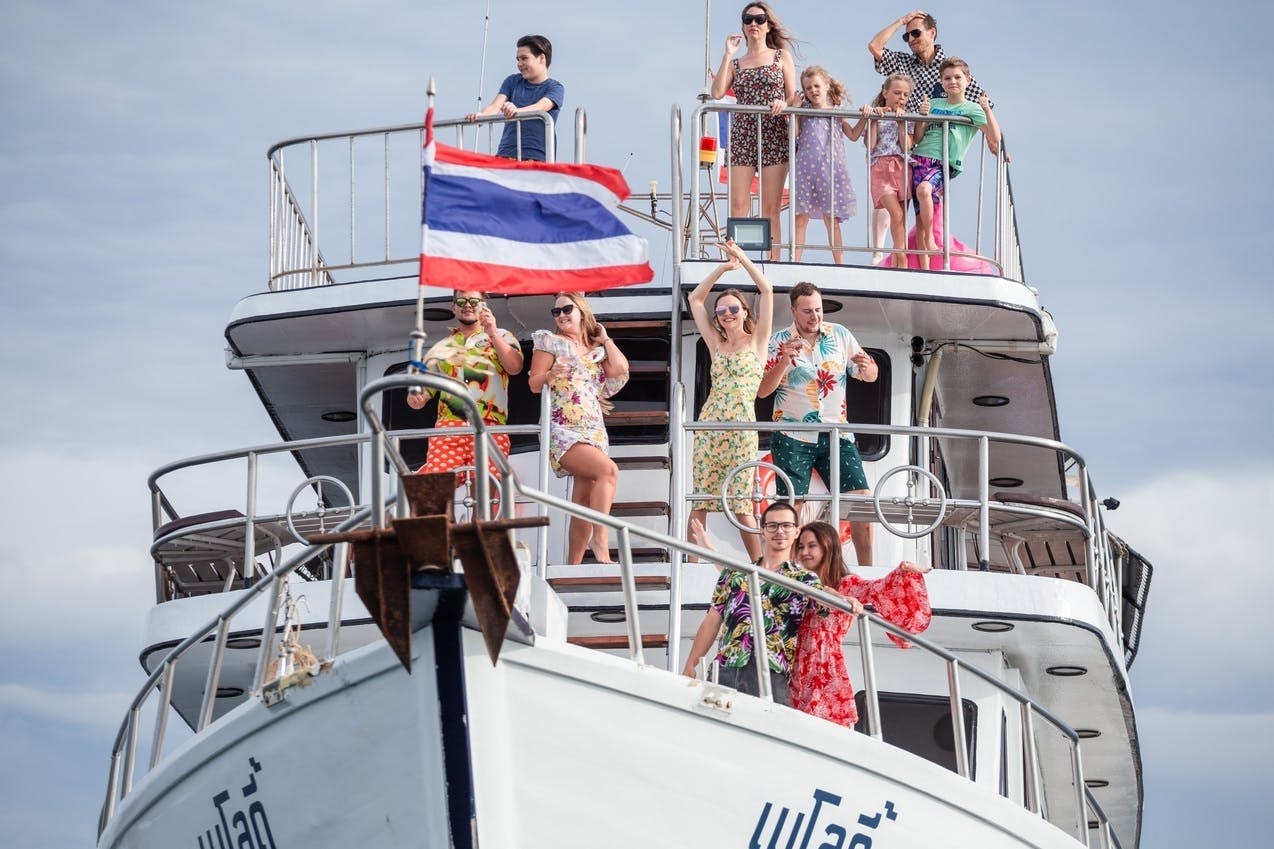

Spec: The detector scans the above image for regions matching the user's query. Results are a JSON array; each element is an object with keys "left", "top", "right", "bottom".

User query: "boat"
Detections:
[{"left": 95, "top": 68, "right": 1153, "bottom": 849}]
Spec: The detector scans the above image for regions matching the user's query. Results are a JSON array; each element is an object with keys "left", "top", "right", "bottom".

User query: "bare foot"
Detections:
[{"left": 589, "top": 540, "right": 615, "bottom": 564}]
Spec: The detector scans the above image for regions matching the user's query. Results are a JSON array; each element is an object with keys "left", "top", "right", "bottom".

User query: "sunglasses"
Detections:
[
  {"left": 762, "top": 521, "right": 798, "bottom": 533},
  {"left": 742, "top": 12, "right": 768, "bottom": 25},
  {"left": 901, "top": 28, "right": 925, "bottom": 41},
  {"left": 715, "top": 304, "right": 742, "bottom": 316},
  {"left": 550, "top": 303, "right": 576, "bottom": 317},
  {"left": 453, "top": 297, "right": 482, "bottom": 308}
]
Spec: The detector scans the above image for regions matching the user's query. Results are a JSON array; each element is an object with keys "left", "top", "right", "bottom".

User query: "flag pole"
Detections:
[{"left": 409, "top": 77, "right": 437, "bottom": 392}]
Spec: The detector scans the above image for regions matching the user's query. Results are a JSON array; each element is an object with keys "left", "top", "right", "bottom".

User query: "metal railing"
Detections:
[
  {"left": 266, "top": 109, "right": 568, "bottom": 292},
  {"left": 104, "top": 372, "right": 1122, "bottom": 847},
  {"left": 685, "top": 103, "right": 1021, "bottom": 280}
]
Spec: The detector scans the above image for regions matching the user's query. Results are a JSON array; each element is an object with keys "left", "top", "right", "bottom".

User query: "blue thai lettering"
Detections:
[
  {"left": 193, "top": 758, "right": 274, "bottom": 849},
  {"left": 749, "top": 791, "right": 899, "bottom": 848},
  {"left": 249, "top": 801, "right": 276, "bottom": 849},
  {"left": 817, "top": 824, "right": 846, "bottom": 849},
  {"left": 750, "top": 801, "right": 807, "bottom": 849},
  {"left": 799, "top": 788, "right": 843, "bottom": 849}
]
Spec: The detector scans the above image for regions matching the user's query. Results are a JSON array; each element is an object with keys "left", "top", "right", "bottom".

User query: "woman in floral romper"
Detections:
[
  {"left": 687, "top": 240, "right": 774, "bottom": 561},
  {"left": 529, "top": 292, "right": 629, "bottom": 564},
  {"left": 712, "top": 3, "right": 797, "bottom": 261},
  {"left": 790, "top": 521, "right": 932, "bottom": 728}
]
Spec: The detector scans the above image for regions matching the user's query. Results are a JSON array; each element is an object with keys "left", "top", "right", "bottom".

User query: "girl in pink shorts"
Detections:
[{"left": 866, "top": 73, "right": 914, "bottom": 269}]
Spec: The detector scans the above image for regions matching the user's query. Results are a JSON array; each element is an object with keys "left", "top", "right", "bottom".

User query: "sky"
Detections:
[{"left": 1, "top": 0, "right": 1270, "bottom": 846}]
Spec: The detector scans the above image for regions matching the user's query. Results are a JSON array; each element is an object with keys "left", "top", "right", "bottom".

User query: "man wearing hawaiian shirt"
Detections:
[
  {"left": 758, "top": 281, "right": 879, "bottom": 566},
  {"left": 407, "top": 290, "right": 523, "bottom": 481},
  {"left": 681, "top": 502, "right": 823, "bottom": 705}
]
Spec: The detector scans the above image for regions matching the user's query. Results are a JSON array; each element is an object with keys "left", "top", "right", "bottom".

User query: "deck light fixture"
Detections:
[
  {"left": 215, "top": 687, "right": 245, "bottom": 698},
  {"left": 1046, "top": 665, "right": 1088, "bottom": 677},
  {"left": 972, "top": 395, "right": 1010, "bottom": 407},
  {"left": 226, "top": 637, "right": 262, "bottom": 650},
  {"left": 971, "top": 621, "right": 1014, "bottom": 633},
  {"left": 726, "top": 217, "right": 771, "bottom": 252},
  {"left": 590, "top": 611, "right": 627, "bottom": 624},
  {"left": 321, "top": 410, "right": 357, "bottom": 423},
  {"left": 988, "top": 476, "right": 1024, "bottom": 488},
  {"left": 1075, "top": 728, "right": 1101, "bottom": 739},
  {"left": 1085, "top": 779, "right": 1110, "bottom": 788}
]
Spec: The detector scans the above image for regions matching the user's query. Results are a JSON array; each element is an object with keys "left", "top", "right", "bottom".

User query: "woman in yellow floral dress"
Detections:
[
  {"left": 688, "top": 240, "right": 774, "bottom": 561},
  {"left": 529, "top": 292, "right": 630, "bottom": 564}
]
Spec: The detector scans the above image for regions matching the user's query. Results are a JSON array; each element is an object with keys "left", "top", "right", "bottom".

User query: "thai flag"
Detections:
[{"left": 419, "top": 107, "right": 653, "bottom": 294}]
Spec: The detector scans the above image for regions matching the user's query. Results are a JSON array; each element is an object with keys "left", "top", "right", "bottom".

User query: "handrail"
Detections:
[
  {"left": 102, "top": 500, "right": 380, "bottom": 834},
  {"left": 687, "top": 102, "right": 1019, "bottom": 281},
  {"left": 477, "top": 437, "right": 1116, "bottom": 844},
  {"left": 107, "top": 373, "right": 1120, "bottom": 845},
  {"left": 267, "top": 111, "right": 558, "bottom": 292}
]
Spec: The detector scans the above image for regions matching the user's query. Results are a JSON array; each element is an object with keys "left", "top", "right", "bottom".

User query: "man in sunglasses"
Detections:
[
  {"left": 407, "top": 290, "right": 523, "bottom": 481},
  {"left": 681, "top": 502, "right": 825, "bottom": 705},
  {"left": 867, "top": 11, "right": 990, "bottom": 113},
  {"left": 758, "top": 281, "right": 878, "bottom": 567}
]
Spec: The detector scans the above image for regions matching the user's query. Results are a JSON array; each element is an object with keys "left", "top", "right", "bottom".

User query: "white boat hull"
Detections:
[{"left": 103, "top": 588, "right": 1091, "bottom": 848}]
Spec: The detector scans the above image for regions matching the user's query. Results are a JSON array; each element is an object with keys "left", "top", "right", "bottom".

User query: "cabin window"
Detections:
[
  {"left": 853, "top": 691, "right": 978, "bottom": 777},
  {"left": 692, "top": 342, "right": 891, "bottom": 459}
]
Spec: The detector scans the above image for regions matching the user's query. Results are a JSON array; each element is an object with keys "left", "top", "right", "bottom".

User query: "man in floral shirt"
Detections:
[
  {"left": 681, "top": 502, "right": 823, "bottom": 705},
  {"left": 407, "top": 290, "right": 523, "bottom": 481},
  {"left": 758, "top": 282, "right": 879, "bottom": 566}
]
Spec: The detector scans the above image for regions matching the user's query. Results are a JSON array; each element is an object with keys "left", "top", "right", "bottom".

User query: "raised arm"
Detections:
[
  {"left": 712, "top": 34, "right": 744, "bottom": 99},
  {"left": 480, "top": 310, "right": 524, "bottom": 375},
  {"left": 728, "top": 243, "right": 775, "bottom": 353},
  {"left": 977, "top": 94, "right": 1002, "bottom": 157},
  {"left": 868, "top": 11, "right": 926, "bottom": 61},
  {"left": 689, "top": 250, "right": 739, "bottom": 354},
  {"left": 596, "top": 324, "right": 629, "bottom": 380}
]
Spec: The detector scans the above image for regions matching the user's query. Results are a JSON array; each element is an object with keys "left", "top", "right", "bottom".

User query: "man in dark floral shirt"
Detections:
[{"left": 682, "top": 502, "right": 824, "bottom": 705}]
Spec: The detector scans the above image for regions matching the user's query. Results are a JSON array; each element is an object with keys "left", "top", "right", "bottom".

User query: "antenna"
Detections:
[{"left": 475, "top": 0, "right": 493, "bottom": 150}]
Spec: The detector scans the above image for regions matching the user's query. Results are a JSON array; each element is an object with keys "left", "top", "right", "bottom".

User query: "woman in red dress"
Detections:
[{"left": 789, "top": 521, "right": 933, "bottom": 727}]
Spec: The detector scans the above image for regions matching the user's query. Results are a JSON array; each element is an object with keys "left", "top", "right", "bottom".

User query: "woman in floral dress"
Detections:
[
  {"left": 529, "top": 292, "right": 629, "bottom": 564},
  {"left": 688, "top": 240, "right": 774, "bottom": 561},
  {"left": 790, "top": 521, "right": 932, "bottom": 727},
  {"left": 711, "top": 2, "right": 797, "bottom": 261}
]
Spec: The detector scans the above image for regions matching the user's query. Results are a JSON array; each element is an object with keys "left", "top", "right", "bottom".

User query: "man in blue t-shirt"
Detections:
[{"left": 466, "top": 34, "right": 564, "bottom": 162}]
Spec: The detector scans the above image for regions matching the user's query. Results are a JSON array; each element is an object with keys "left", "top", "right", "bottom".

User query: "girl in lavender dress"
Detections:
[{"left": 792, "top": 66, "right": 866, "bottom": 264}]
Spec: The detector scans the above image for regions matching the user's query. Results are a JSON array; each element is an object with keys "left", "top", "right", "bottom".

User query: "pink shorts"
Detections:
[{"left": 870, "top": 156, "right": 908, "bottom": 209}]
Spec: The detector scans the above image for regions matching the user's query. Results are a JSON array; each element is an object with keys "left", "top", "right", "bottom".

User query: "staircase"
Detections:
[{"left": 547, "top": 317, "right": 712, "bottom": 665}]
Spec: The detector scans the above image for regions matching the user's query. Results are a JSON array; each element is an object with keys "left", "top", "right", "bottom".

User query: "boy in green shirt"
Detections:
[{"left": 910, "top": 57, "right": 1001, "bottom": 269}]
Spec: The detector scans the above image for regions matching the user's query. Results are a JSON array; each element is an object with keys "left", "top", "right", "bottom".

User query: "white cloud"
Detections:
[
  {"left": 1136, "top": 706, "right": 1269, "bottom": 846},
  {"left": 0, "top": 682, "right": 133, "bottom": 732},
  {"left": 1104, "top": 466, "right": 1274, "bottom": 708}
]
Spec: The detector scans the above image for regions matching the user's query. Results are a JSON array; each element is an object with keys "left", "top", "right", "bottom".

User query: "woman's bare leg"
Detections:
[
  {"left": 759, "top": 163, "right": 789, "bottom": 262},
  {"left": 559, "top": 443, "right": 619, "bottom": 564},
  {"left": 793, "top": 214, "right": 810, "bottom": 261},
  {"left": 825, "top": 214, "right": 844, "bottom": 264}
]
